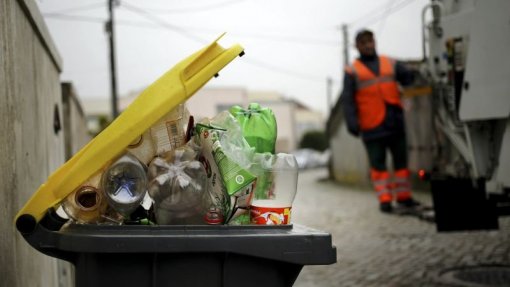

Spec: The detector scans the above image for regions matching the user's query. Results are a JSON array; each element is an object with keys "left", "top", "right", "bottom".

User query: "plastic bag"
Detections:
[{"left": 148, "top": 145, "right": 211, "bottom": 225}]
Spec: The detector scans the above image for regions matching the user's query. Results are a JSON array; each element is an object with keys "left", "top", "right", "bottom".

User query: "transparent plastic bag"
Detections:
[{"left": 208, "top": 111, "right": 255, "bottom": 169}]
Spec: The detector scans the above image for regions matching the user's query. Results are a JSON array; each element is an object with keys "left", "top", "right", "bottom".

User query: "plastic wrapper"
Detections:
[
  {"left": 194, "top": 112, "right": 257, "bottom": 223},
  {"left": 148, "top": 145, "right": 211, "bottom": 225},
  {"left": 229, "top": 103, "right": 277, "bottom": 153}
]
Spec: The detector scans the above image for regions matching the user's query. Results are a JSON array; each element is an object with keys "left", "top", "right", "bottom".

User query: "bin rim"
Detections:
[{"left": 22, "top": 218, "right": 337, "bottom": 266}]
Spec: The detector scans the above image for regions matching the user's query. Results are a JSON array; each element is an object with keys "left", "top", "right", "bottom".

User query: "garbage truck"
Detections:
[{"left": 422, "top": 0, "right": 510, "bottom": 231}]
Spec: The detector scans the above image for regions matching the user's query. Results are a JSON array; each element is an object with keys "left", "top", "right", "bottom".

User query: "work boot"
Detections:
[
  {"left": 380, "top": 202, "right": 393, "bottom": 213},
  {"left": 397, "top": 198, "right": 421, "bottom": 208}
]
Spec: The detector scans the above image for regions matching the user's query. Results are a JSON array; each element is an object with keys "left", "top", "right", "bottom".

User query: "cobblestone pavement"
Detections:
[{"left": 292, "top": 168, "right": 510, "bottom": 287}]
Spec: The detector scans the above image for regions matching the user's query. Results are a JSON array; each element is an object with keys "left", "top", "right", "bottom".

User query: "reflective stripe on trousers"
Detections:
[
  {"left": 371, "top": 169, "right": 392, "bottom": 203},
  {"left": 393, "top": 168, "right": 412, "bottom": 201}
]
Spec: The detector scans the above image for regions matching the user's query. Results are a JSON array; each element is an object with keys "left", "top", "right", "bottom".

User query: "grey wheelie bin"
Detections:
[{"left": 18, "top": 209, "right": 336, "bottom": 287}]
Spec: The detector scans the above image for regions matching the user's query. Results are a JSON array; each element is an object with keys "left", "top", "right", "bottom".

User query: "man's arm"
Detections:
[
  {"left": 395, "top": 61, "right": 415, "bottom": 87},
  {"left": 341, "top": 70, "right": 360, "bottom": 137}
]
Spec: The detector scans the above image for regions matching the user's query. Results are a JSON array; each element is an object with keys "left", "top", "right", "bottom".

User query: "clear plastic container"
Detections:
[
  {"left": 250, "top": 153, "right": 298, "bottom": 225},
  {"left": 101, "top": 154, "right": 148, "bottom": 217},
  {"left": 62, "top": 171, "right": 108, "bottom": 224}
]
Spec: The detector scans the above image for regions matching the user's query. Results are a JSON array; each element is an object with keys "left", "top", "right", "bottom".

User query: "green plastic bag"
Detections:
[{"left": 229, "top": 103, "right": 277, "bottom": 154}]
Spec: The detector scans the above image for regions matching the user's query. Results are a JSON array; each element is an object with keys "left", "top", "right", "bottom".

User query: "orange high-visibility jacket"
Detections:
[{"left": 345, "top": 56, "right": 402, "bottom": 131}]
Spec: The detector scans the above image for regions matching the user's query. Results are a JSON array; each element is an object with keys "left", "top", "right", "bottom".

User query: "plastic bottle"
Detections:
[
  {"left": 62, "top": 171, "right": 108, "bottom": 223},
  {"left": 229, "top": 103, "right": 277, "bottom": 153},
  {"left": 250, "top": 153, "right": 298, "bottom": 225},
  {"left": 101, "top": 154, "right": 148, "bottom": 217}
]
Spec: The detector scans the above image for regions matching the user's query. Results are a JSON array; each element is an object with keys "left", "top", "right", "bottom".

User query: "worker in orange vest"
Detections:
[{"left": 341, "top": 29, "right": 420, "bottom": 213}]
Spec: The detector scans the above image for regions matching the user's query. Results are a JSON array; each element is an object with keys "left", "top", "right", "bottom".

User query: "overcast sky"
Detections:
[{"left": 36, "top": 0, "right": 430, "bottom": 114}]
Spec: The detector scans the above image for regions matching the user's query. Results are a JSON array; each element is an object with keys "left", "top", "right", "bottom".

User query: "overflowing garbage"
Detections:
[{"left": 60, "top": 103, "right": 299, "bottom": 226}]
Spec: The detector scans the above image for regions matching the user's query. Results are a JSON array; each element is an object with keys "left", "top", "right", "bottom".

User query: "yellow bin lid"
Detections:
[{"left": 15, "top": 34, "right": 244, "bottom": 233}]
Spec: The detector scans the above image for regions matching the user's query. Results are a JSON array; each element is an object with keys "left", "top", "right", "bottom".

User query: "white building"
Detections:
[{"left": 82, "top": 87, "right": 325, "bottom": 153}]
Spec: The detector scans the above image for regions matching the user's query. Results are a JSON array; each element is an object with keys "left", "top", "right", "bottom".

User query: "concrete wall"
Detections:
[
  {"left": 328, "top": 102, "right": 370, "bottom": 186},
  {"left": 329, "top": 123, "right": 370, "bottom": 185},
  {"left": 0, "top": 0, "right": 74, "bottom": 286},
  {"left": 62, "top": 82, "right": 91, "bottom": 160}
]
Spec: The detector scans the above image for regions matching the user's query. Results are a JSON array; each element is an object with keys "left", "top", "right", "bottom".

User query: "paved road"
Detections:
[{"left": 291, "top": 168, "right": 510, "bottom": 287}]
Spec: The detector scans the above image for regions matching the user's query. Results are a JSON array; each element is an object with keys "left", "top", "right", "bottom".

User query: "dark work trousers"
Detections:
[{"left": 363, "top": 133, "right": 408, "bottom": 171}]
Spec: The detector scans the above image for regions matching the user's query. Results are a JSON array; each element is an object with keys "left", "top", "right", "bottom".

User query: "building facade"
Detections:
[{"left": 83, "top": 87, "right": 325, "bottom": 153}]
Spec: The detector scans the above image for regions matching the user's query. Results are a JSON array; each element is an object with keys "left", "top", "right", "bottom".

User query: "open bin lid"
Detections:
[{"left": 15, "top": 34, "right": 244, "bottom": 233}]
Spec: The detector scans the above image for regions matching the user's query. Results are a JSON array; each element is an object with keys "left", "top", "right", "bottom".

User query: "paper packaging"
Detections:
[
  {"left": 194, "top": 124, "right": 230, "bottom": 222},
  {"left": 127, "top": 131, "right": 156, "bottom": 165},
  {"left": 128, "top": 104, "right": 191, "bottom": 164},
  {"left": 151, "top": 104, "right": 191, "bottom": 155}
]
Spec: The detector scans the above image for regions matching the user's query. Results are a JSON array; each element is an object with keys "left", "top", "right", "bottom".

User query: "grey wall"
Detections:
[
  {"left": 403, "top": 95, "right": 434, "bottom": 174},
  {"left": 0, "top": 1, "right": 80, "bottom": 286},
  {"left": 62, "top": 82, "right": 91, "bottom": 160},
  {"left": 329, "top": 123, "right": 370, "bottom": 186}
]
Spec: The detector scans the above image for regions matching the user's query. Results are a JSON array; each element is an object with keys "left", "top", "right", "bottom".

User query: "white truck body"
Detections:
[{"left": 423, "top": 0, "right": 510, "bottom": 230}]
